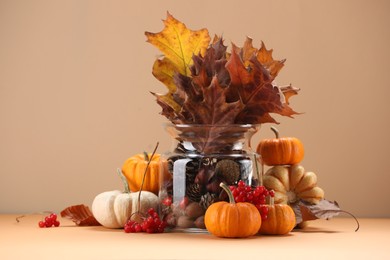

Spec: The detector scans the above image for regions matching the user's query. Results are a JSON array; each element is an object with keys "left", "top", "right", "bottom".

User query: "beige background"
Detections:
[{"left": 1, "top": 0, "right": 389, "bottom": 217}]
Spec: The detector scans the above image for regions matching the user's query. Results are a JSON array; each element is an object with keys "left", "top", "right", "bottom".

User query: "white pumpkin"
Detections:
[
  {"left": 91, "top": 169, "right": 159, "bottom": 228},
  {"left": 92, "top": 190, "right": 159, "bottom": 228}
]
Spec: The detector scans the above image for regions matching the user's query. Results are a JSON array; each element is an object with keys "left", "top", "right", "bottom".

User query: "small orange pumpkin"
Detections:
[
  {"left": 122, "top": 153, "right": 167, "bottom": 195},
  {"left": 205, "top": 183, "right": 261, "bottom": 238},
  {"left": 257, "top": 127, "right": 304, "bottom": 166},
  {"left": 259, "top": 195, "right": 296, "bottom": 235}
]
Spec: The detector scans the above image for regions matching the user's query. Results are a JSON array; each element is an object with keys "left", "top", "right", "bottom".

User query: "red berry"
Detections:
[
  {"left": 146, "top": 228, "right": 154, "bottom": 233},
  {"left": 124, "top": 225, "right": 132, "bottom": 233},
  {"left": 53, "top": 220, "right": 60, "bottom": 227},
  {"left": 269, "top": 190, "right": 275, "bottom": 197},
  {"left": 134, "top": 224, "right": 142, "bottom": 233},
  {"left": 49, "top": 213, "right": 57, "bottom": 221},
  {"left": 147, "top": 208, "right": 156, "bottom": 215},
  {"left": 162, "top": 197, "right": 172, "bottom": 206},
  {"left": 45, "top": 221, "right": 52, "bottom": 228},
  {"left": 38, "top": 221, "right": 45, "bottom": 228}
]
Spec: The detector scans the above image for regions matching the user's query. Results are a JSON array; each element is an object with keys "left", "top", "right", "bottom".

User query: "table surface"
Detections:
[{"left": 0, "top": 215, "right": 389, "bottom": 260}]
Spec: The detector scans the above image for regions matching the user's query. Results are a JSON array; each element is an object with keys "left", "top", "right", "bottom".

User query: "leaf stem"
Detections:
[{"left": 335, "top": 210, "right": 360, "bottom": 232}]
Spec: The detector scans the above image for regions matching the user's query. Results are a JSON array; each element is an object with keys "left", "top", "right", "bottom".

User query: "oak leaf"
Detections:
[
  {"left": 145, "top": 12, "right": 210, "bottom": 77},
  {"left": 291, "top": 199, "right": 360, "bottom": 231}
]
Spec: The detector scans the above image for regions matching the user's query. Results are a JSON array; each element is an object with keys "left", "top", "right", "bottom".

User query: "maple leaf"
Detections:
[
  {"left": 184, "top": 76, "right": 242, "bottom": 125},
  {"left": 256, "top": 41, "right": 286, "bottom": 79},
  {"left": 225, "top": 45, "right": 298, "bottom": 124}
]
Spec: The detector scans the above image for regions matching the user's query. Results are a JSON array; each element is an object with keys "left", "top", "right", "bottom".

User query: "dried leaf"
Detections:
[
  {"left": 257, "top": 41, "right": 285, "bottom": 79},
  {"left": 300, "top": 199, "right": 342, "bottom": 220},
  {"left": 292, "top": 199, "right": 360, "bottom": 231},
  {"left": 226, "top": 47, "right": 298, "bottom": 124},
  {"left": 281, "top": 84, "right": 300, "bottom": 105},
  {"left": 241, "top": 37, "right": 258, "bottom": 66},
  {"left": 152, "top": 58, "right": 177, "bottom": 93},
  {"left": 147, "top": 14, "right": 301, "bottom": 127},
  {"left": 60, "top": 204, "right": 101, "bottom": 226},
  {"left": 184, "top": 76, "right": 242, "bottom": 125},
  {"left": 145, "top": 12, "right": 210, "bottom": 77}
]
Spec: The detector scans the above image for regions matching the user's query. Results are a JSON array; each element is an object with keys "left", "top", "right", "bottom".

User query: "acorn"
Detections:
[{"left": 185, "top": 202, "right": 205, "bottom": 219}]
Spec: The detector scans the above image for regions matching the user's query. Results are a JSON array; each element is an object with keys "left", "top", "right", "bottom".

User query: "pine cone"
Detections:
[
  {"left": 215, "top": 159, "right": 240, "bottom": 185},
  {"left": 185, "top": 160, "right": 199, "bottom": 184},
  {"left": 186, "top": 183, "right": 202, "bottom": 202},
  {"left": 199, "top": 192, "right": 217, "bottom": 210}
]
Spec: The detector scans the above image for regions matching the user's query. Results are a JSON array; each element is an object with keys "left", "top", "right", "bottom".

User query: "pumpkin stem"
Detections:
[
  {"left": 269, "top": 192, "right": 275, "bottom": 206},
  {"left": 219, "top": 182, "right": 235, "bottom": 204},
  {"left": 137, "top": 142, "right": 159, "bottom": 213},
  {"left": 117, "top": 168, "right": 130, "bottom": 194},
  {"left": 270, "top": 126, "right": 280, "bottom": 139},
  {"left": 143, "top": 152, "right": 150, "bottom": 162}
]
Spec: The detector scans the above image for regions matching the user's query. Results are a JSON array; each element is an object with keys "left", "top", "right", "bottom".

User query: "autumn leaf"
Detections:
[
  {"left": 257, "top": 41, "right": 286, "bottom": 79},
  {"left": 147, "top": 14, "right": 300, "bottom": 126},
  {"left": 291, "top": 199, "right": 360, "bottom": 231},
  {"left": 241, "top": 36, "right": 258, "bottom": 67},
  {"left": 152, "top": 58, "right": 177, "bottom": 93},
  {"left": 184, "top": 76, "right": 242, "bottom": 125},
  {"left": 145, "top": 12, "right": 211, "bottom": 77},
  {"left": 225, "top": 45, "right": 298, "bottom": 124}
]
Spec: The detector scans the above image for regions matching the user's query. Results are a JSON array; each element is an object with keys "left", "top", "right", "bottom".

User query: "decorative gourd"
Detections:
[
  {"left": 259, "top": 195, "right": 296, "bottom": 235},
  {"left": 257, "top": 127, "right": 304, "bottom": 166},
  {"left": 263, "top": 165, "right": 324, "bottom": 205},
  {"left": 91, "top": 169, "right": 159, "bottom": 228},
  {"left": 122, "top": 153, "right": 167, "bottom": 195},
  {"left": 205, "top": 182, "right": 261, "bottom": 238}
]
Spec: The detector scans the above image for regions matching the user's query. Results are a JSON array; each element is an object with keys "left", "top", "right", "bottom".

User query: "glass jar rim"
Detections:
[{"left": 163, "top": 123, "right": 261, "bottom": 128}]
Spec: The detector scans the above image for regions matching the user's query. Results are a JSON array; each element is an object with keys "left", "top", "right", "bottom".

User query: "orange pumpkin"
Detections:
[
  {"left": 259, "top": 196, "right": 296, "bottom": 235},
  {"left": 257, "top": 127, "right": 304, "bottom": 166},
  {"left": 122, "top": 153, "right": 167, "bottom": 195},
  {"left": 205, "top": 183, "right": 261, "bottom": 238}
]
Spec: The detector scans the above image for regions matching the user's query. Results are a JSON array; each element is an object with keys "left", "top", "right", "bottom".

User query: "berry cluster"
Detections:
[
  {"left": 124, "top": 208, "right": 167, "bottom": 233},
  {"left": 229, "top": 181, "right": 274, "bottom": 220},
  {"left": 38, "top": 213, "right": 60, "bottom": 228}
]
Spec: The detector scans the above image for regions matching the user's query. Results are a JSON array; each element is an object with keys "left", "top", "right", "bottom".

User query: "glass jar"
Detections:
[{"left": 159, "top": 124, "right": 261, "bottom": 232}]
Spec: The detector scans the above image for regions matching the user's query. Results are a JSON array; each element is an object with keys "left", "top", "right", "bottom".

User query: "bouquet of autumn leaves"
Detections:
[
  {"left": 145, "top": 13, "right": 300, "bottom": 153},
  {"left": 145, "top": 13, "right": 300, "bottom": 127}
]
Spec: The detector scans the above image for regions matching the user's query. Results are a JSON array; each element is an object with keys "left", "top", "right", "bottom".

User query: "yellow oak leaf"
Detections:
[
  {"left": 145, "top": 12, "right": 211, "bottom": 77},
  {"left": 152, "top": 58, "right": 177, "bottom": 93}
]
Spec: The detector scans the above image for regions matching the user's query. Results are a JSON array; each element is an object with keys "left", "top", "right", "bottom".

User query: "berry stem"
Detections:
[
  {"left": 137, "top": 142, "right": 159, "bottom": 213},
  {"left": 15, "top": 211, "right": 54, "bottom": 223},
  {"left": 270, "top": 126, "right": 280, "bottom": 139},
  {"left": 219, "top": 182, "right": 235, "bottom": 204},
  {"left": 254, "top": 154, "right": 263, "bottom": 186}
]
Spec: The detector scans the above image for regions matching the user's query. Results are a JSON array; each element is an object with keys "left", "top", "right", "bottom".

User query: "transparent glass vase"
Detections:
[{"left": 159, "top": 123, "right": 260, "bottom": 232}]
